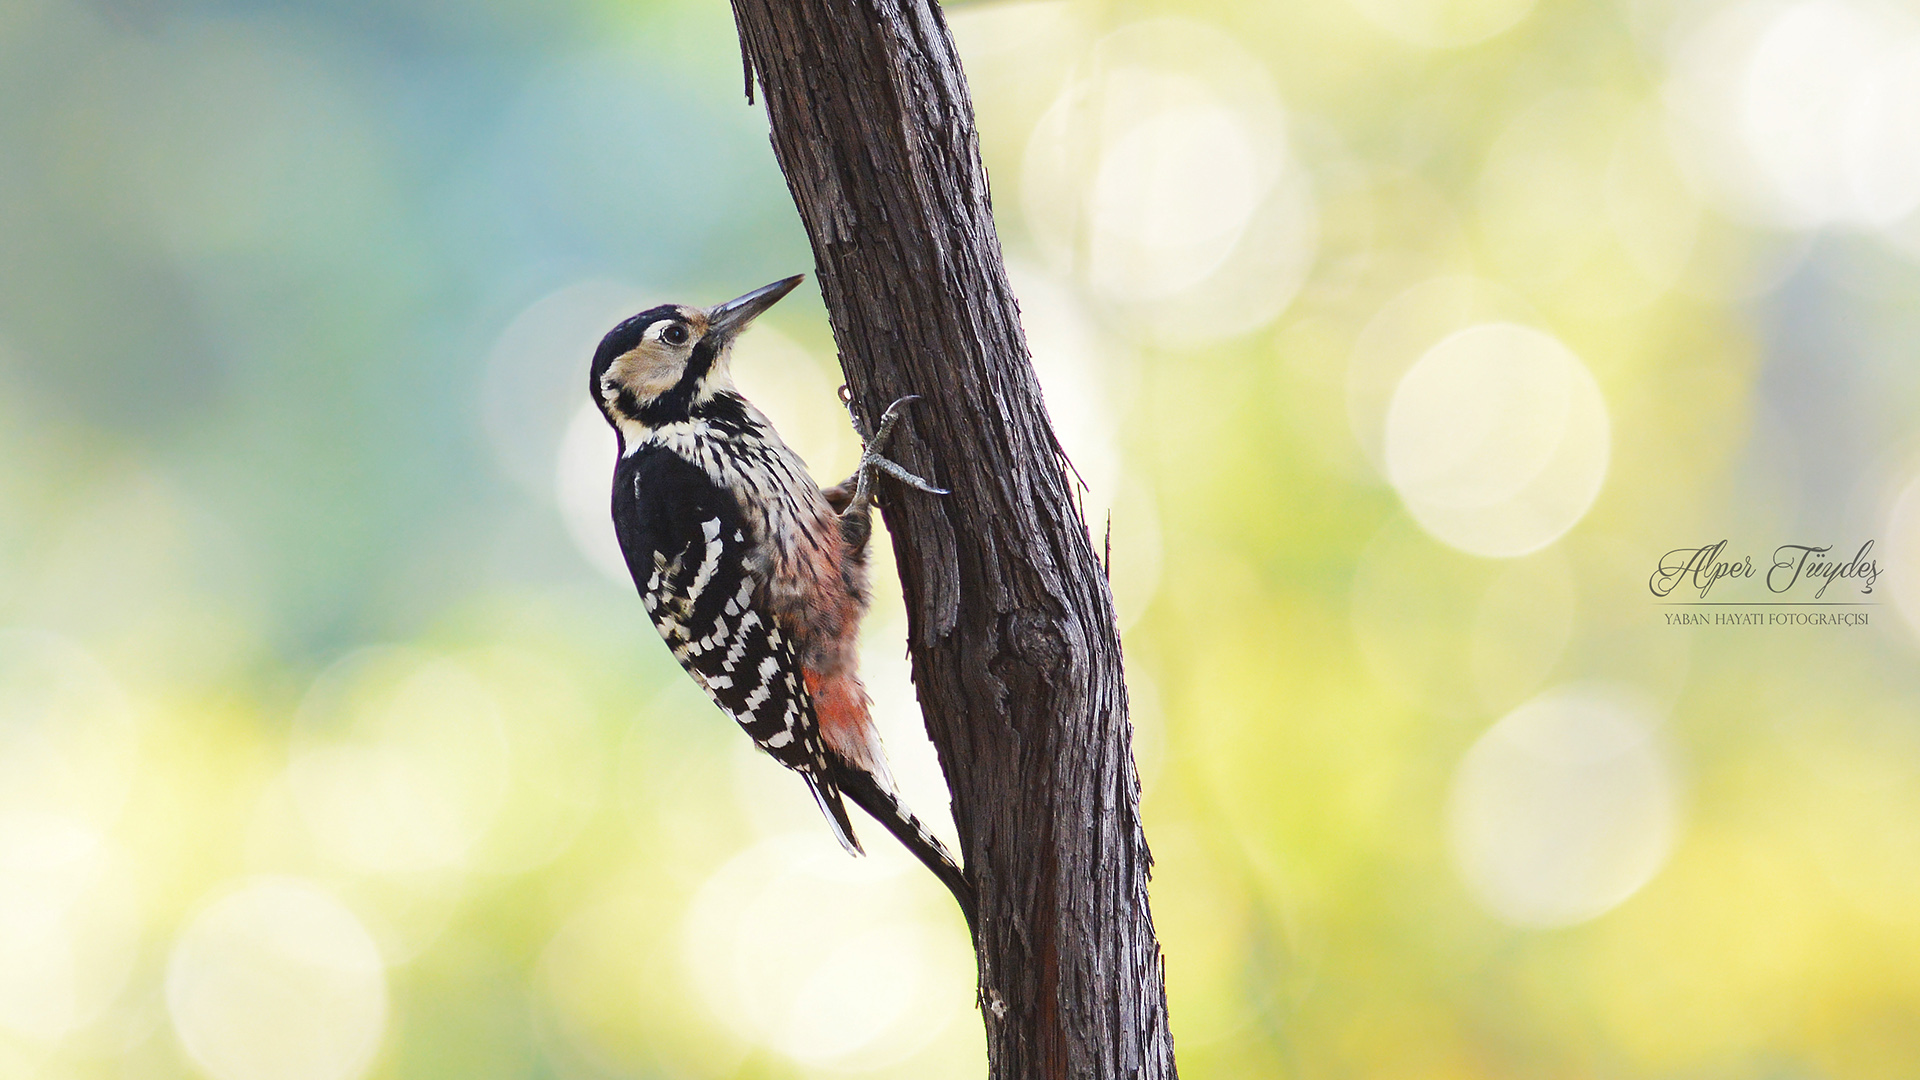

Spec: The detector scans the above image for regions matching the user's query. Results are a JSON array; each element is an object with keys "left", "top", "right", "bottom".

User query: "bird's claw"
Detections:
[
  {"left": 837, "top": 395, "right": 945, "bottom": 549},
  {"left": 863, "top": 394, "right": 915, "bottom": 448},
  {"left": 866, "top": 453, "right": 948, "bottom": 495},
  {"left": 854, "top": 394, "right": 946, "bottom": 494}
]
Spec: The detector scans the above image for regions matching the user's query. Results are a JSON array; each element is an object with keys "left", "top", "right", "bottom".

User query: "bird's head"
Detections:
[{"left": 590, "top": 274, "right": 803, "bottom": 439}]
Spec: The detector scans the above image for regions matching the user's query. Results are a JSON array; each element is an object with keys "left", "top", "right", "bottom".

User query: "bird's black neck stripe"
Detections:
[
  {"left": 636, "top": 336, "right": 720, "bottom": 427},
  {"left": 695, "top": 391, "right": 756, "bottom": 437}
]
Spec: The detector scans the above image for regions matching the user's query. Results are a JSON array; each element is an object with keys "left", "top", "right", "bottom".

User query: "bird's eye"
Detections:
[{"left": 661, "top": 323, "right": 689, "bottom": 346}]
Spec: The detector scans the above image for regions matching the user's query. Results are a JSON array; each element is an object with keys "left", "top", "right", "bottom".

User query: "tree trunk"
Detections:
[{"left": 725, "top": 1, "right": 1176, "bottom": 1077}]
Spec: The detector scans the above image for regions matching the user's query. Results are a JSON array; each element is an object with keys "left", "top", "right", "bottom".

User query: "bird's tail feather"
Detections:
[
  {"left": 803, "top": 773, "right": 864, "bottom": 856},
  {"left": 834, "top": 766, "right": 977, "bottom": 939}
]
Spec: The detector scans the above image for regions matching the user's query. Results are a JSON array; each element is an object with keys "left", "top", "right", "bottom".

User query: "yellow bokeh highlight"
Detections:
[{"left": 0, "top": 0, "right": 1916, "bottom": 1077}]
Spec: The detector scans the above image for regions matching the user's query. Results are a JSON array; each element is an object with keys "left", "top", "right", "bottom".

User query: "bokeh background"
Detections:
[{"left": 4, "top": 0, "right": 1920, "bottom": 1076}]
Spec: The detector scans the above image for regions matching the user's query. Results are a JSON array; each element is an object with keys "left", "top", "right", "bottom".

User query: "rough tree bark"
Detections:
[{"left": 726, "top": 1, "right": 1176, "bottom": 1077}]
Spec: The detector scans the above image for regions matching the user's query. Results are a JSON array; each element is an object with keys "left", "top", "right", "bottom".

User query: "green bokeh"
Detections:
[{"left": 3, "top": 0, "right": 1920, "bottom": 1077}]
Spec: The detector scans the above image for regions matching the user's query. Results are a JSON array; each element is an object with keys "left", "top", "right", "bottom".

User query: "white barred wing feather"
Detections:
[{"left": 642, "top": 516, "right": 827, "bottom": 776}]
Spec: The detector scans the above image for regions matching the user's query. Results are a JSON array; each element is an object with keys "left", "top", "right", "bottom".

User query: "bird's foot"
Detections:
[{"left": 833, "top": 395, "right": 946, "bottom": 550}]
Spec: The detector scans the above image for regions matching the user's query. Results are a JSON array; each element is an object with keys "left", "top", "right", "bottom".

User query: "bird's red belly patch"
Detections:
[{"left": 805, "top": 669, "right": 878, "bottom": 771}]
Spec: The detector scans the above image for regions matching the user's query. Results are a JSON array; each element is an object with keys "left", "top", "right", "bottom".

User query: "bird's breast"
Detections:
[{"left": 634, "top": 424, "right": 848, "bottom": 618}]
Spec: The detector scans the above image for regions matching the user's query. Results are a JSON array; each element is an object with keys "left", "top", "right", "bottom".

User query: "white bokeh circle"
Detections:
[
  {"left": 1887, "top": 468, "right": 1920, "bottom": 643},
  {"left": 1384, "top": 322, "right": 1610, "bottom": 557},
  {"left": 1086, "top": 104, "right": 1267, "bottom": 300},
  {"left": 287, "top": 648, "right": 510, "bottom": 875},
  {"left": 680, "top": 835, "right": 968, "bottom": 1070},
  {"left": 555, "top": 401, "right": 628, "bottom": 584},
  {"left": 1020, "top": 18, "right": 1316, "bottom": 343},
  {"left": 0, "top": 813, "right": 142, "bottom": 1042},
  {"left": 482, "top": 279, "right": 652, "bottom": 497},
  {"left": 1345, "top": 0, "right": 1538, "bottom": 49},
  {"left": 166, "top": 877, "right": 387, "bottom": 1080},
  {"left": 0, "top": 629, "right": 136, "bottom": 826},
  {"left": 1741, "top": 0, "right": 1909, "bottom": 225},
  {"left": 1665, "top": 0, "right": 1920, "bottom": 234},
  {"left": 1449, "top": 684, "right": 1678, "bottom": 927}
]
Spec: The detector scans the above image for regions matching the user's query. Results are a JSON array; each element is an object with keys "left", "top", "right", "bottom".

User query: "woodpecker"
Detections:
[{"left": 591, "top": 274, "right": 975, "bottom": 931}]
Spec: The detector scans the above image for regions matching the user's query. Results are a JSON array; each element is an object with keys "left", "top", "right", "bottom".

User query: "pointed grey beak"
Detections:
[{"left": 707, "top": 275, "right": 804, "bottom": 339}]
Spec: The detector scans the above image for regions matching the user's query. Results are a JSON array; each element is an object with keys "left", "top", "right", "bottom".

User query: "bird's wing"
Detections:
[
  {"left": 645, "top": 517, "right": 814, "bottom": 754},
  {"left": 614, "top": 446, "right": 862, "bottom": 853}
]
